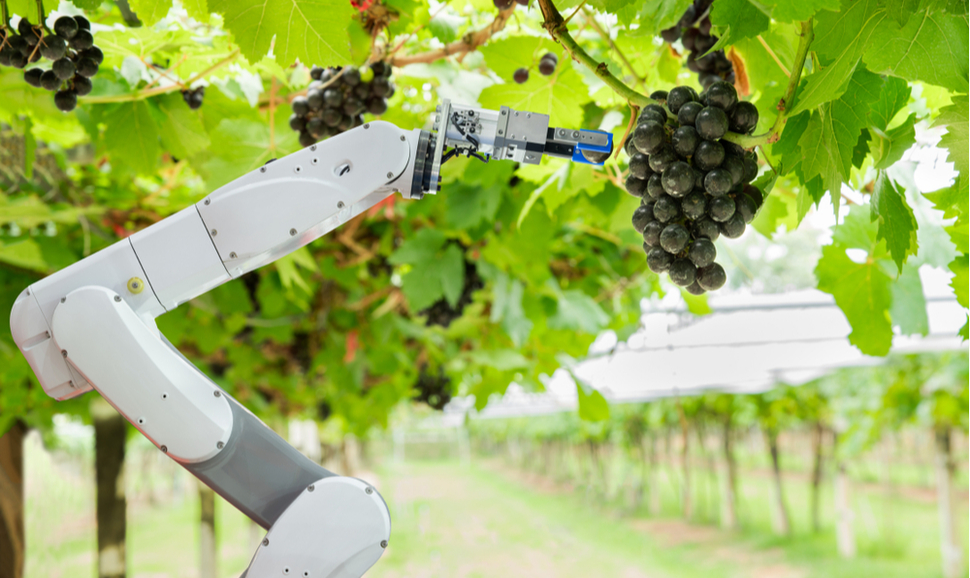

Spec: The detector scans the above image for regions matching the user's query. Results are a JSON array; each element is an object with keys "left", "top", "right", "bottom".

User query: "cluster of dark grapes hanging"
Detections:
[
  {"left": 512, "top": 52, "right": 557, "bottom": 84},
  {"left": 626, "top": 82, "right": 763, "bottom": 294},
  {"left": 289, "top": 62, "right": 394, "bottom": 149},
  {"left": 1, "top": 15, "right": 102, "bottom": 111},
  {"left": 660, "top": 0, "right": 734, "bottom": 90},
  {"left": 422, "top": 258, "right": 484, "bottom": 328},
  {"left": 413, "top": 364, "right": 452, "bottom": 410},
  {"left": 181, "top": 86, "right": 205, "bottom": 110}
]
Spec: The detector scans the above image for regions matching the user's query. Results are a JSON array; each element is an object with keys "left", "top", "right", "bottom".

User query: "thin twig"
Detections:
[
  {"left": 269, "top": 76, "right": 277, "bottom": 153},
  {"left": 614, "top": 103, "right": 638, "bottom": 161},
  {"left": 582, "top": 8, "right": 643, "bottom": 85},
  {"left": 388, "top": 8, "right": 513, "bottom": 66},
  {"left": 758, "top": 144, "right": 777, "bottom": 174},
  {"left": 756, "top": 34, "right": 790, "bottom": 77},
  {"left": 386, "top": 2, "right": 450, "bottom": 58},
  {"left": 563, "top": 0, "right": 587, "bottom": 25}
]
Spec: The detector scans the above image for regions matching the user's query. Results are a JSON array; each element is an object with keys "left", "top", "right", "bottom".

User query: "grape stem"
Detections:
[
  {"left": 1, "top": 0, "right": 10, "bottom": 29},
  {"left": 80, "top": 49, "right": 241, "bottom": 104},
  {"left": 536, "top": 0, "right": 814, "bottom": 151},
  {"left": 387, "top": 8, "right": 513, "bottom": 66}
]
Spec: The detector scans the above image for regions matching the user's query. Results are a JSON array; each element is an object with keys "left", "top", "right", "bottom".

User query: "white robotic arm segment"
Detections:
[{"left": 9, "top": 101, "right": 610, "bottom": 577}]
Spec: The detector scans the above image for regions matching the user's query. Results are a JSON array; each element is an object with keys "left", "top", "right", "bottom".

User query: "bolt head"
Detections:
[
  {"left": 380, "top": 540, "right": 388, "bottom": 548},
  {"left": 61, "top": 350, "right": 68, "bottom": 358},
  {"left": 260, "top": 167, "right": 267, "bottom": 173},
  {"left": 262, "top": 538, "right": 270, "bottom": 546},
  {"left": 217, "top": 441, "right": 224, "bottom": 449},
  {"left": 290, "top": 228, "right": 297, "bottom": 236},
  {"left": 114, "top": 295, "right": 122, "bottom": 302},
  {"left": 229, "top": 252, "right": 237, "bottom": 259},
  {"left": 213, "top": 390, "right": 222, "bottom": 397},
  {"left": 160, "top": 445, "right": 168, "bottom": 453},
  {"left": 337, "top": 201, "right": 345, "bottom": 209},
  {"left": 365, "top": 487, "right": 374, "bottom": 494},
  {"left": 386, "top": 171, "right": 393, "bottom": 179},
  {"left": 307, "top": 484, "right": 315, "bottom": 492}
]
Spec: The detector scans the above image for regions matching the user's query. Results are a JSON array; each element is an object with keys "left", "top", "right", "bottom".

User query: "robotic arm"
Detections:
[{"left": 9, "top": 100, "right": 612, "bottom": 578}]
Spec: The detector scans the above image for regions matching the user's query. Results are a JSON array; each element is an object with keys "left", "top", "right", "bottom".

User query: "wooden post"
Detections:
[
  {"left": 92, "top": 399, "right": 127, "bottom": 578},
  {"left": 199, "top": 482, "right": 217, "bottom": 578},
  {"left": 935, "top": 427, "right": 961, "bottom": 578},
  {"left": 766, "top": 428, "right": 791, "bottom": 536},
  {"left": 810, "top": 421, "right": 824, "bottom": 533},
  {"left": 720, "top": 417, "right": 738, "bottom": 530},
  {"left": 0, "top": 422, "right": 26, "bottom": 578}
]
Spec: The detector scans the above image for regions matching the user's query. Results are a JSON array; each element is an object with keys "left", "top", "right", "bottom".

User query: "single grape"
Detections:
[
  {"left": 24, "top": 68, "right": 43, "bottom": 87},
  {"left": 76, "top": 57, "right": 98, "bottom": 78},
  {"left": 40, "top": 36, "right": 68, "bottom": 61},
  {"left": 298, "top": 130, "right": 316, "bottom": 148},
  {"left": 684, "top": 281, "right": 706, "bottom": 295},
  {"left": 682, "top": 29, "right": 700, "bottom": 51},
  {"left": 9, "top": 52, "right": 28, "bottom": 69},
  {"left": 632, "top": 121, "right": 665, "bottom": 155},
  {"left": 337, "top": 114, "right": 354, "bottom": 131},
  {"left": 642, "top": 104, "right": 668, "bottom": 121},
  {"left": 697, "top": 262, "right": 726, "bottom": 291},
  {"left": 648, "top": 146, "right": 678, "bottom": 174},
  {"left": 624, "top": 175, "right": 646, "bottom": 198},
  {"left": 494, "top": 0, "right": 514, "bottom": 9},
  {"left": 54, "top": 89, "right": 77, "bottom": 112},
  {"left": 669, "top": 259, "right": 697, "bottom": 287},
  {"left": 660, "top": 27, "right": 681, "bottom": 43},
  {"left": 342, "top": 67, "right": 361, "bottom": 86},
  {"left": 310, "top": 65, "right": 325, "bottom": 80},
  {"left": 692, "top": 216, "right": 721, "bottom": 241},
  {"left": 54, "top": 16, "right": 79, "bottom": 39},
  {"left": 306, "top": 118, "right": 326, "bottom": 138},
  {"left": 653, "top": 194, "right": 681, "bottom": 223},
  {"left": 626, "top": 152, "right": 650, "bottom": 179},
  {"left": 289, "top": 114, "right": 307, "bottom": 131},
  {"left": 307, "top": 88, "right": 324, "bottom": 111},
  {"left": 17, "top": 18, "right": 34, "bottom": 40},
  {"left": 660, "top": 223, "right": 690, "bottom": 254},
  {"left": 671, "top": 126, "right": 699, "bottom": 158},
  {"left": 70, "top": 30, "right": 94, "bottom": 51},
  {"left": 366, "top": 97, "right": 388, "bottom": 115},
  {"left": 354, "top": 83, "right": 371, "bottom": 99},
  {"left": 343, "top": 98, "right": 364, "bottom": 116},
  {"left": 291, "top": 96, "right": 310, "bottom": 116},
  {"left": 80, "top": 46, "right": 104, "bottom": 65},
  {"left": 649, "top": 90, "right": 669, "bottom": 102},
  {"left": 515, "top": 0, "right": 529, "bottom": 5},
  {"left": 688, "top": 237, "right": 716, "bottom": 267},
  {"left": 372, "top": 78, "right": 392, "bottom": 98},
  {"left": 359, "top": 66, "right": 375, "bottom": 83},
  {"left": 678, "top": 101, "right": 703, "bottom": 127},
  {"left": 736, "top": 193, "right": 758, "bottom": 223},
  {"left": 742, "top": 152, "right": 759, "bottom": 183},
  {"left": 709, "top": 195, "right": 736, "bottom": 222},
  {"left": 666, "top": 86, "right": 696, "bottom": 114},
  {"left": 70, "top": 75, "right": 91, "bottom": 97},
  {"left": 538, "top": 58, "right": 556, "bottom": 76},
  {"left": 742, "top": 184, "right": 764, "bottom": 210},
  {"left": 729, "top": 101, "right": 759, "bottom": 134},
  {"left": 74, "top": 15, "right": 91, "bottom": 30},
  {"left": 693, "top": 166, "right": 705, "bottom": 190},
  {"left": 646, "top": 174, "right": 664, "bottom": 199},
  {"left": 643, "top": 220, "right": 664, "bottom": 247},
  {"left": 720, "top": 212, "right": 746, "bottom": 238},
  {"left": 323, "top": 88, "right": 343, "bottom": 107},
  {"left": 647, "top": 247, "right": 674, "bottom": 273},
  {"left": 693, "top": 139, "right": 724, "bottom": 171},
  {"left": 721, "top": 154, "right": 744, "bottom": 186},
  {"left": 681, "top": 191, "right": 707, "bottom": 220},
  {"left": 662, "top": 161, "right": 694, "bottom": 197},
  {"left": 632, "top": 204, "right": 654, "bottom": 233},
  {"left": 639, "top": 110, "right": 667, "bottom": 126},
  {"left": 704, "top": 168, "right": 733, "bottom": 196},
  {"left": 705, "top": 81, "right": 738, "bottom": 111},
  {"left": 695, "top": 107, "right": 728, "bottom": 140},
  {"left": 52, "top": 58, "right": 75, "bottom": 80},
  {"left": 40, "top": 70, "right": 61, "bottom": 91},
  {"left": 513, "top": 68, "right": 529, "bottom": 84}
]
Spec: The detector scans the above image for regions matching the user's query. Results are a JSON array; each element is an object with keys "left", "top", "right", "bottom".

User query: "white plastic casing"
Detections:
[
  {"left": 10, "top": 240, "right": 166, "bottom": 399},
  {"left": 51, "top": 285, "right": 232, "bottom": 462},
  {"left": 129, "top": 206, "right": 230, "bottom": 310},
  {"left": 197, "top": 121, "right": 411, "bottom": 278},
  {"left": 247, "top": 477, "right": 391, "bottom": 578}
]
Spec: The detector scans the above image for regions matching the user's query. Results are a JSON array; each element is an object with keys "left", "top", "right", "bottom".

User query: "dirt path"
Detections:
[{"left": 367, "top": 460, "right": 808, "bottom": 578}]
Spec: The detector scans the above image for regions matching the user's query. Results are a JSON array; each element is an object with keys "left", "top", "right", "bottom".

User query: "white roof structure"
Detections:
[{"left": 453, "top": 266, "right": 967, "bottom": 420}]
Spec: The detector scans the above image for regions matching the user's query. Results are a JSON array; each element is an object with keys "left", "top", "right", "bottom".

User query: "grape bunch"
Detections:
[
  {"left": 421, "top": 258, "right": 484, "bottom": 327},
  {"left": 512, "top": 52, "right": 557, "bottom": 84},
  {"left": 1, "top": 15, "right": 103, "bottom": 112},
  {"left": 626, "top": 82, "right": 763, "bottom": 294},
  {"left": 413, "top": 364, "right": 452, "bottom": 410},
  {"left": 181, "top": 86, "right": 205, "bottom": 110},
  {"left": 289, "top": 62, "right": 394, "bottom": 149},
  {"left": 660, "top": 0, "right": 734, "bottom": 90}
]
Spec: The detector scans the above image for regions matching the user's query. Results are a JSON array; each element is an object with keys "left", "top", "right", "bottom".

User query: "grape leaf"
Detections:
[
  {"left": 128, "top": 0, "right": 174, "bottom": 25},
  {"left": 208, "top": 0, "right": 355, "bottom": 66},
  {"left": 752, "top": 188, "right": 798, "bottom": 238},
  {"left": 815, "top": 243, "right": 893, "bottom": 356},
  {"left": 863, "top": 9, "right": 970, "bottom": 93},
  {"left": 791, "top": 0, "right": 887, "bottom": 115},
  {"left": 490, "top": 274, "right": 533, "bottom": 347},
  {"left": 154, "top": 93, "right": 211, "bottom": 159},
  {"left": 479, "top": 36, "right": 560, "bottom": 81},
  {"left": 880, "top": 0, "right": 920, "bottom": 26},
  {"left": 870, "top": 114, "right": 916, "bottom": 170},
  {"left": 576, "top": 379, "right": 610, "bottom": 422},
  {"left": 634, "top": 0, "right": 694, "bottom": 36},
  {"left": 548, "top": 290, "right": 609, "bottom": 333},
  {"left": 870, "top": 172, "right": 918, "bottom": 272},
  {"left": 680, "top": 289, "right": 712, "bottom": 315},
  {"left": 389, "top": 228, "right": 446, "bottom": 265},
  {"left": 950, "top": 253, "right": 969, "bottom": 308},
  {"left": 764, "top": 0, "right": 841, "bottom": 22},
  {"left": 183, "top": 0, "right": 210, "bottom": 22},
  {"left": 889, "top": 265, "right": 929, "bottom": 336},
  {"left": 478, "top": 67, "right": 593, "bottom": 128},
  {"left": 103, "top": 101, "right": 160, "bottom": 174},
  {"left": 799, "top": 69, "right": 882, "bottom": 207},
  {"left": 445, "top": 183, "right": 503, "bottom": 230},
  {"left": 0, "top": 240, "right": 47, "bottom": 273},
  {"left": 710, "top": 0, "right": 770, "bottom": 47},
  {"left": 772, "top": 110, "right": 809, "bottom": 174},
  {"left": 867, "top": 76, "right": 911, "bottom": 131},
  {"left": 440, "top": 244, "right": 465, "bottom": 308},
  {"left": 933, "top": 95, "right": 969, "bottom": 199}
]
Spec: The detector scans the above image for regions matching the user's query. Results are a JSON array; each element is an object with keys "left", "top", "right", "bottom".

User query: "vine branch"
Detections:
[
  {"left": 80, "top": 49, "right": 241, "bottom": 104},
  {"left": 387, "top": 8, "right": 513, "bottom": 67}
]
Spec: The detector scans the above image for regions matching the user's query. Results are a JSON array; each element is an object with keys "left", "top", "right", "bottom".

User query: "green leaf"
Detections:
[
  {"left": 202, "top": 119, "right": 290, "bottom": 189},
  {"left": 388, "top": 228, "right": 446, "bottom": 265},
  {"left": 0, "top": 240, "right": 47, "bottom": 272},
  {"left": 752, "top": 187, "right": 798, "bottom": 238},
  {"left": 128, "top": 0, "right": 174, "bottom": 25},
  {"left": 479, "top": 36, "right": 560, "bottom": 81},
  {"left": 549, "top": 290, "right": 610, "bottom": 333},
  {"left": 634, "top": 0, "right": 694, "bottom": 35},
  {"left": 772, "top": 111, "right": 810, "bottom": 174},
  {"left": 103, "top": 101, "right": 160, "bottom": 174},
  {"left": 478, "top": 66, "right": 593, "bottom": 129},
  {"left": 710, "top": 0, "right": 770, "bottom": 47},
  {"left": 680, "top": 289, "right": 712, "bottom": 315},
  {"left": 870, "top": 114, "right": 916, "bottom": 170},
  {"left": 209, "top": 0, "right": 355, "bottom": 66},
  {"left": 183, "top": 0, "right": 210, "bottom": 21},
  {"left": 870, "top": 172, "right": 918, "bottom": 272},
  {"left": 799, "top": 69, "right": 882, "bottom": 206},
  {"left": 491, "top": 275, "right": 533, "bottom": 347},
  {"left": 863, "top": 9, "right": 970, "bottom": 93},
  {"left": 155, "top": 93, "right": 211, "bottom": 159},
  {"left": 575, "top": 377, "right": 610, "bottom": 422},
  {"left": 933, "top": 95, "right": 969, "bottom": 200},
  {"left": 890, "top": 265, "right": 929, "bottom": 336},
  {"left": 950, "top": 253, "right": 968, "bottom": 308},
  {"left": 960, "top": 316, "right": 969, "bottom": 340},
  {"left": 445, "top": 184, "right": 503, "bottom": 230},
  {"left": 880, "top": 0, "right": 919, "bottom": 26},
  {"left": 791, "top": 0, "right": 887, "bottom": 115},
  {"left": 466, "top": 349, "right": 530, "bottom": 371},
  {"left": 867, "top": 76, "right": 911, "bottom": 131},
  {"left": 816, "top": 243, "right": 894, "bottom": 356},
  {"left": 765, "top": 0, "right": 841, "bottom": 22},
  {"left": 440, "top": 244, "right": 465, "bottom": 308}
]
